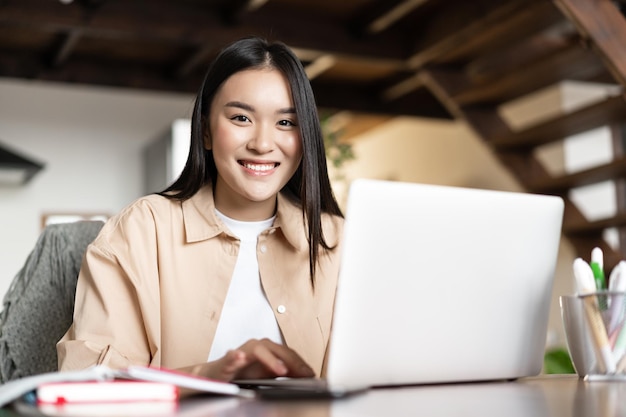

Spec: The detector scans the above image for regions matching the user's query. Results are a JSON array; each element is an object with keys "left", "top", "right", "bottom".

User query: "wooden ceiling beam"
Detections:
[
  {"left": 0, "top": 53, "right": 203, "bottom": 92},
  {"left": 174, "top": 44, "right": 217, "bottom": 79},
  {"left": 237, "top": 2, "right": 410, "bottom": 59},
  {"left": 465, "top": 24, "right": 577, "bottom": 83},
  {"left": 404, "top": 0, "right": 557, "bottom": 68},
  {"left": 304, "top": 55, "right": 337, "bottom": 80},
  {"left": 51, "top": 28, "right": 83, "bottom": 67},
  {"left": 219, "top": 0, "right": 270, "bottom": 24},
  {"left": 367, "top": 0, "right": 429, "bottom": 34},
  {"left": 555, "top": 0, "right": 626, "bottom": 86},
  {"left": 367, "top": 0, "right": 574, "bottom": 111},
  {"left": 453, "top": 45, "right": 607, "bottom": 106},
  {"left": 0, "top": 51, "right": 445, "bottom": 117},
  {"left": 347, "top": 0, "right": 431, "bottom": 36},
  {"left": 0, "top": 0, "right": 409, "bottom": 61},
  {"left": 311, "top": 81, "right": 451, "bottom": 118},
  {"left": 382, "top": 73, "right": 425, "bottom": 101}
]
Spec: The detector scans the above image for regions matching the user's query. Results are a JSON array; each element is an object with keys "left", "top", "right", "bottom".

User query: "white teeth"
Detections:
[{"left": 243, "top": 163, "right": 275, "bottom": 171}]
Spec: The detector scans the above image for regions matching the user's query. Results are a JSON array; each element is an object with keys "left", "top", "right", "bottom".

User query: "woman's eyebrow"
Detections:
[
  {"left": 277, "top": 107, "right": 296, "bottom": 115},
  {"left": 225, "top": 101, "right": 254, "bottom": 112},
  {"left": 225, "top": 101, "right": 295, "bottom": 115},
  {"left": 224, "top": 101, "right": 296, "bottom": 114}
]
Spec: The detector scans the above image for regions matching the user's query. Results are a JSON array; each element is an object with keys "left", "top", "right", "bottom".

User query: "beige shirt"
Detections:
[{"left": 57, "top": 185, "right": 343, "bottom": 376}]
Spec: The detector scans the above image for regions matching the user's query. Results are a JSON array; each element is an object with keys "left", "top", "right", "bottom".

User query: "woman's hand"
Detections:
[{"left": 179, "top": 338, "right": 315, "bottom": 381}]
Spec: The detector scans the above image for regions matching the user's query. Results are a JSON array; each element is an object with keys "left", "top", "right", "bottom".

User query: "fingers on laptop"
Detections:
[{"left": 229, "top": 339, "right": 315, "bottom": 380}]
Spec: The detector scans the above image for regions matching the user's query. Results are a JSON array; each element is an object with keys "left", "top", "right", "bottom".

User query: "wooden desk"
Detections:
[
  {"left": 172, "top": 375, "right": 624, "bottom": 417},
  {"left": 7, "top": 375, "right": 625, "bottom": 416}
]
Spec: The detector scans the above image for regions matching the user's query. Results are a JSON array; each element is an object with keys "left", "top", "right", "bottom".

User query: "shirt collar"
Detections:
[
  {"left": 181, "top": 185, "right": 317, "bottom": 251},
  {"left": 182, "top": 185, "right": 224, "bottom": 243}
]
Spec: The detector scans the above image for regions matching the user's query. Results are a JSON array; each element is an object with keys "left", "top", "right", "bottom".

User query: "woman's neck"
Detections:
[{"left": 213, "top": 194, "right": 277, "bottom": 221}]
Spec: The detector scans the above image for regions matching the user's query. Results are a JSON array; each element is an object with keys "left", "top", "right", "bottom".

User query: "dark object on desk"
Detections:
[
  {"left": 235, "top": 378, "right": 368, "bottom": 399},
  {"left": 237, "top": 379, "right": 367, "bottom": 400},
  {"left": 254, "top": 386, "right": 364, "bottom": 400},
  {"left": 0, "top": 221, "right": 104, "bottom": 382}
]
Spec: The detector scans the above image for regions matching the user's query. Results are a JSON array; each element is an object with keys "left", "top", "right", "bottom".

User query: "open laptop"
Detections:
[{"left": 237, "top": 179, "right": 564, "bottom": 397}]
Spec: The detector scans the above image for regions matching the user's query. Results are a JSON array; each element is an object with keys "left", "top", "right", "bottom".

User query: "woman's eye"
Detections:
[
  {"left": 231, "top": 115, "right": 250, "bottom": 123},
  {"left": 278, "top": 119, "right": 296, "bottom": 127}
]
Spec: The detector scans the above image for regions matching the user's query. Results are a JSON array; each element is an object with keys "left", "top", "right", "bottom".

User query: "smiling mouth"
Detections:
[{"left": 239, "top": 161, "right": 279, "bottom": 172}]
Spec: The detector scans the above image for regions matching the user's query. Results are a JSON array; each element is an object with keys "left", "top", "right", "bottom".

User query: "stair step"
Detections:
[
  {"left": 453, "top": 45, "right": 606, "bottom": 106},
  {"left": 527, "top": 156, "right": 626, "bottom": 194},
  {"left": 491, "top": 95, "right": 626, "bottom": 149},
  {"left": 564, "top": 212, "right": 626, "bottom": 235}
]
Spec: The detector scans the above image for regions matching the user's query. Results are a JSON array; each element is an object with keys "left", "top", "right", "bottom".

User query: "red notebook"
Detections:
[
  {"left": 36, "top": 380, "right": 179, "bottom": 404},
  {"left": 0, "top": 364, "right": 254, "bottom": 409}
]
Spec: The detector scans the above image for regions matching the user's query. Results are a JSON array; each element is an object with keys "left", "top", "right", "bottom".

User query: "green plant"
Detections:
[
  {"left": 320, "top": 115, "right": 355, "bottom": 178},
  {"left": 543, "top": 347, "right": 576, "bottom": 374},
  {"left": 324, "top": 129, "right": 355, "bottom": 170}
]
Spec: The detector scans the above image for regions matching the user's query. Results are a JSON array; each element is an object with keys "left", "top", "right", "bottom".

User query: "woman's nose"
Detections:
[{"left": 247, "top": 124, "right": 274, "bottom": 153}]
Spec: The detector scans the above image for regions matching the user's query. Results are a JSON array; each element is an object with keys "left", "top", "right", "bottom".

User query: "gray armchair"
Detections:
[{"left": 0, "top": 220, "right": 104, "bottom": 382}]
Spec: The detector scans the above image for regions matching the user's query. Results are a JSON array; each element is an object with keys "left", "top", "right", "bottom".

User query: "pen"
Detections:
[
  {"left": 608, "top": 261, "right": 626, "bottom": 366},
  {"left": 612, "top": 322, "right": 626, "bottom": 368},
  {"left": 591, "top": 247, "right": 606, "bottom": 290},
  {"left": 608, "top": 261, "right": 626, "bottom": 334},
  {"left": 573, "top": 257, "right": 616, "bottom": 374}
]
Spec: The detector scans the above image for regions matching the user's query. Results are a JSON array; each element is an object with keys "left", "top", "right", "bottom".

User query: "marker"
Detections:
[
  {"left": 608, "top": 261, "right": 626, "bottom": 334},
  {"left": 591, "top": 247, "right": 606, "bottom": 290},
  {"left": 612, "top": 322, "right": 626, "bottom": 366},
  {"left": 573, "top": 257, "right": 616, "bottom": 374},
  {"left": 608, "top": 261, "right": 626, "bottom": 364},
  {"left": 608, "top": 261, "right": 626, "bottom": 292}
]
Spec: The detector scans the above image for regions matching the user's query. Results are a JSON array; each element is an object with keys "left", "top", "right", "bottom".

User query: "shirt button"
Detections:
[
  {"left": 277, "top": 305, "right": 286, "bottom": 314},
  {"left": 260, "top": 245, "right": 267, "bottom": 253}
]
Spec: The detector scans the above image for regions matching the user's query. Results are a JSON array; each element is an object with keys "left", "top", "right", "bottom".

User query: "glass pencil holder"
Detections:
[{"left": 560, "top": 291, "right": 626, "bottom": 380}]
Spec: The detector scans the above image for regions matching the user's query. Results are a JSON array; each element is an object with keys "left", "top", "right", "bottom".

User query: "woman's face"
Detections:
[{"left": 207, "top": 68, "right": 303, "bottom": 221}]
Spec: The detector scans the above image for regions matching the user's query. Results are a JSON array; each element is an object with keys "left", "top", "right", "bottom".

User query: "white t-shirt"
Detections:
[{"left": 207, "top": 210, "right": 284, "bottom": 361}]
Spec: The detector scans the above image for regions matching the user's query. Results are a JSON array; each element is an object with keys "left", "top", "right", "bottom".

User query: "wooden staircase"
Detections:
[
  {"left": 411, "top": 0, "right": 626, "bottom": 272},
  {"left": 0, "top": 0, "right": 623, "bottom": 272}
]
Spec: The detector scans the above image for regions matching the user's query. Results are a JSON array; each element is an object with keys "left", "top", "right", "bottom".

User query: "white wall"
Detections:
[{"left": 0, "top": 78, "right": 194, "bottom": 297}]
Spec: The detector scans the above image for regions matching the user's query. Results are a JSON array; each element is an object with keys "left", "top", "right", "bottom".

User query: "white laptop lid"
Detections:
[{"left": 326, "top": 179, "right": 564, "bottom": 387}]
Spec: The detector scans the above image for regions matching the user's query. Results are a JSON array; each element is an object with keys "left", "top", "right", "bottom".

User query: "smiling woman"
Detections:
[
  {"left": 57, "top": 37, "right": 345, "bottom": 383},
  {"left": 207, "top": 68, "right": 303, "bottom": 221}
]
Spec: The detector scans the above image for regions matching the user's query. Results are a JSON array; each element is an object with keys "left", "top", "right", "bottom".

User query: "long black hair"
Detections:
[{"left": 160, "top": 36, "right": 343, "bottom": 284}]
